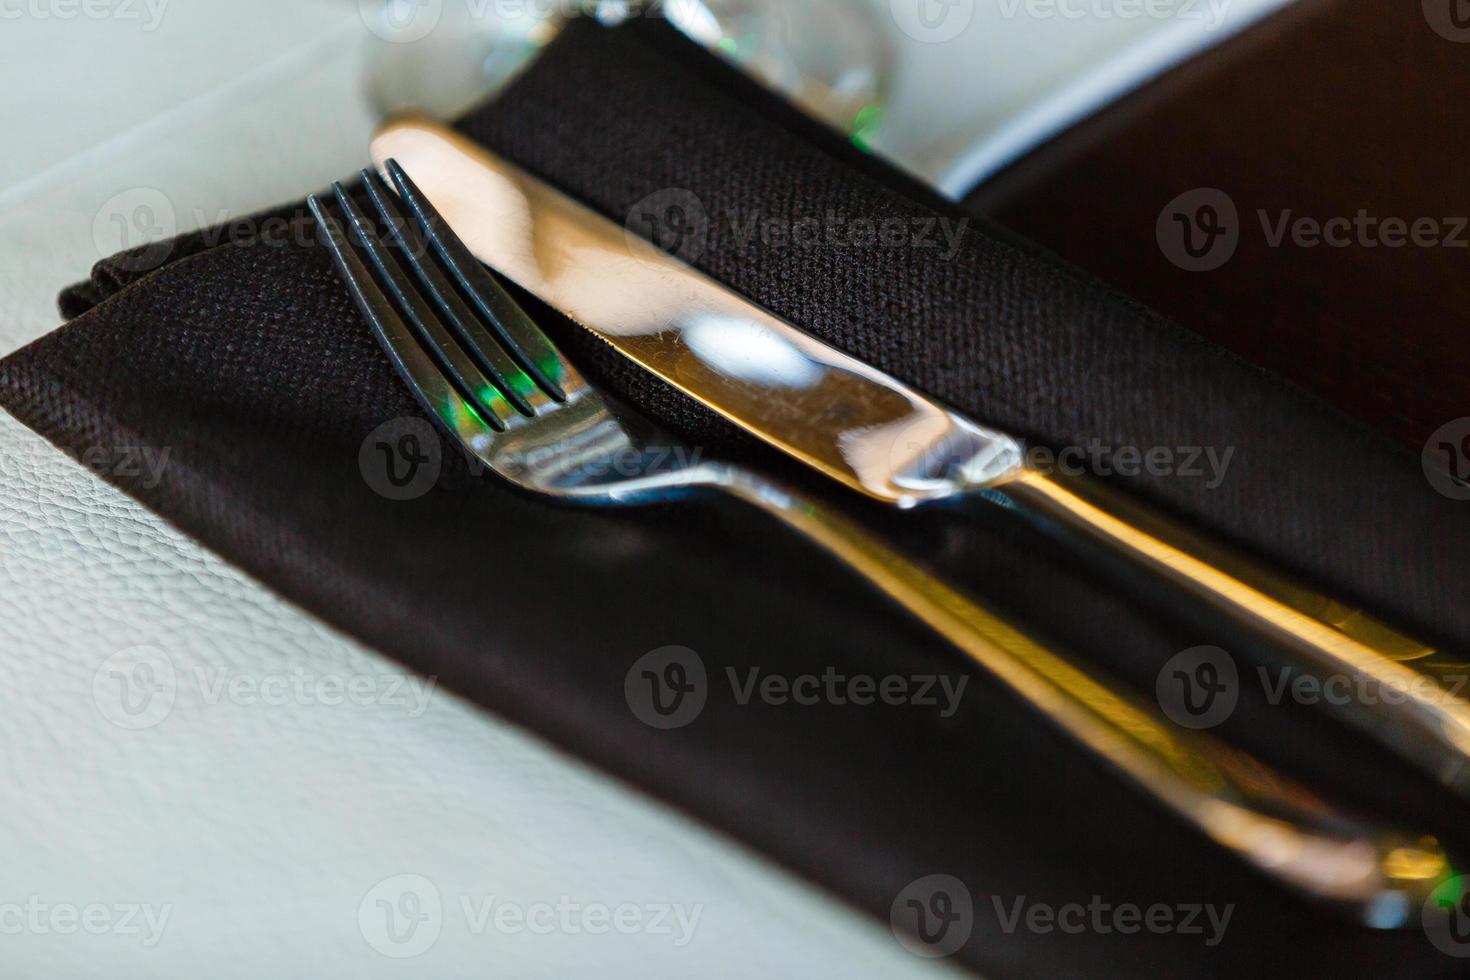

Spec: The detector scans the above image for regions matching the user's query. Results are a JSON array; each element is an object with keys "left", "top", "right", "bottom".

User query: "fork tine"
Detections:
[
  {"left": 361, "top": 170, "right": 546, "bottom": 417},
  {"left": 384, "top": 158, "right": 571, "bottom": 402},
  {"left": 308, "top": 192, "right": 494, "bottom": 445},
  {"left": 330, "top": 181, "right": 522, "bottom": 432}
]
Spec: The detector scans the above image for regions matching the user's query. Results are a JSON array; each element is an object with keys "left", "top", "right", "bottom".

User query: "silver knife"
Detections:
[{"left": 370, "top": 115, "right": 1470, "bottom": 806}]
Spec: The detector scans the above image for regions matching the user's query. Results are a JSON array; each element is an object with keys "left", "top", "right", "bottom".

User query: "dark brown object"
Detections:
[{"left": 970, "top": 0, "right": 1470, "bottom": 450}]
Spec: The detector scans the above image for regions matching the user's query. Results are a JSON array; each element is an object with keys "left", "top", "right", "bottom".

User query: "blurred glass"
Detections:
[
  {"left": 364, "top": 0, "right": 563, "bottom": 120},
  {"left": 648, "top": 0, "right": 892, "bottom": 149},
  {"left": 364, "top": 0, "right": 891, "bottom": 149}
]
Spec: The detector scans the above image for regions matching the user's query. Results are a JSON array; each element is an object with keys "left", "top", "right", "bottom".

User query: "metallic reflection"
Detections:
[
  {"left": 374, "top": 117, "right": 1470, "bottom": 806},
  {"left": 372, "top": 118, "right": 1027, "bottom": 507},
  {"left": 370, "top": 118, "right": 1460, "bottom": 920},
  {"left": 682, "top": 314, "right": 823, "bottom": 389}
]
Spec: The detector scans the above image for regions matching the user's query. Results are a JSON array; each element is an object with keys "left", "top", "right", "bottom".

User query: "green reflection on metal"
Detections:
[
  {"left": 504, "top": 368, "right": 540, "bottom": 400},
  {"left": 443, "top": 392, "right": 488, "bottom": 431},
  {"left": 851, "top": 104, "right": 884, "bottom": 153},
  {"left": 478, "top": 385, "right": 511, "bottom": 418}
]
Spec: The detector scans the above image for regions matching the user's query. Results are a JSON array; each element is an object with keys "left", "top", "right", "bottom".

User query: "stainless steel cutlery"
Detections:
[
  {"left": 308, "top": 163, "right": 1448, "bottom": 922},
  {"left": 369, "top": 116, "right": 1470, "bottom": 807}
]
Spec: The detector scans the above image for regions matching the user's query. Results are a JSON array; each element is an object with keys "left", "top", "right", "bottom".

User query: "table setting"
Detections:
[{"left": 3, "top": 2, "right": 1468, "bottom": 977}]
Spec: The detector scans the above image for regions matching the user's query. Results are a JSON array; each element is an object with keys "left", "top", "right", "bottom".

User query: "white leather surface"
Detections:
[
  {"left": 0, "top": 2, "right": 1284, "bottom": 976},
  {"left": 1, "top": 410, "right": 964, "bottom": 979}
]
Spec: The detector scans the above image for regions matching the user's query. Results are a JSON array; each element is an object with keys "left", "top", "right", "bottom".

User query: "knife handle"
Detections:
[
  {"left": 711, "top": 466, "right": 1446, "bottom": 925},
  {"left": 994, "top": 468, "right": 1470, "bottom": 797}
]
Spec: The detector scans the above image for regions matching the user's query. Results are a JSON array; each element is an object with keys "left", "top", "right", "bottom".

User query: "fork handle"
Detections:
[
  {"left": 993, "top": 467, "right": 1470, "bottom": 796},
  {"left": 709, "top": 467, "right": 1444, "bottom": 923}
]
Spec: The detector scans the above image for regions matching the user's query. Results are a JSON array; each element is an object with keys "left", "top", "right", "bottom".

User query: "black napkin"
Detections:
[{"left": 6, "top": 19, "right": 1468, "bottom": 979}]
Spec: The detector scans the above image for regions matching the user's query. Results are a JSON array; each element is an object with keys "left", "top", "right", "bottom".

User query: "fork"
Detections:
[{"left": 306, "top": 166, "right": 1446, "bottom": 922}]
